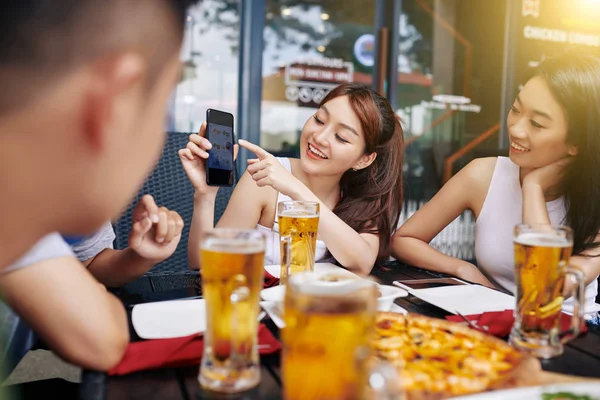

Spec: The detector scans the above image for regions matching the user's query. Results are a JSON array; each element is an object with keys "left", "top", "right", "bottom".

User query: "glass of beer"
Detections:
[
  {"left": 278, "top": 201, "right": 319, "bottom": 283},
  {"left": 199, "top": 229, "right": 265, "bottom": 393},
  {"left": 509, "top": 224, "right": 585, "bottom": 359},
  {"left": 282, "top": 271, "right": 401, "bottom": 399}
]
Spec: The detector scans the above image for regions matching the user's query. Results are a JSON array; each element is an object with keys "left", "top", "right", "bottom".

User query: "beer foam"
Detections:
[
  {"left": 515, "top": 232, "right": 572, "bottom": 248},
  {"left": 279, "top": 211, "right": 319, "bottom": 218},
  {"left": 289, "top": 271, "right": 375, "bottom": 296},
  {"left": 203, "top": 238, "right": 264, "bottom": 254}
]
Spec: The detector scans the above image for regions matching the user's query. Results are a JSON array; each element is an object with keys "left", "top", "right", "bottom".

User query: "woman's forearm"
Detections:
[
  {"left": 188, "top": 191, "right": 216, "bottom": 270},
  {"left": 393, "top": 236, "right": 467, "bottom": 275},
  {"left": 392, "top": 235, "right": 493, "bottom": 286},
  {"left": 522, "top": 182, "right": 551, "bottom": 225},
  {"left": 290, "top": 186, "right": 377, "bottom": 275}
]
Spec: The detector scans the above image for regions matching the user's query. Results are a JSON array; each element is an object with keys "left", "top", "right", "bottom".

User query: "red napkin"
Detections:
[
  {"left": 109, "top": 324, "right": 281, "bottom": 376},
  {"left": 264, "top": 270, "right": 280, "bottom": 288},
  {"left": 446, "top": 309, "right": 588, "bottom": 338}
]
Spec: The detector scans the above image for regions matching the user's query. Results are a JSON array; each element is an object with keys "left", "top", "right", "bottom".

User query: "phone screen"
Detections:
[
  {"left": 395, "top": 278, "right": 466, "bottom": 290},
  {"left": 206, "top": 109, "right": 234, "bottom": 186},
  {"left": 207, "top": 123, "right": 233, "bottom": 172}
]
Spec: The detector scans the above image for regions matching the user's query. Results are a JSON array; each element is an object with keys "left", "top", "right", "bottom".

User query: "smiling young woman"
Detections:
[
  {"left": 392, "top": 52, "right": 600, "bottom": 318},
  {"left": 180, "top": 83, "right": 404, "bottom": 275}
]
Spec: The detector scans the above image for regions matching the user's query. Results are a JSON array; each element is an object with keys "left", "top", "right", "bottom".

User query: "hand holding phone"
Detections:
[{"left": 178, "top": 122, "right": 215, "bottom": 195}]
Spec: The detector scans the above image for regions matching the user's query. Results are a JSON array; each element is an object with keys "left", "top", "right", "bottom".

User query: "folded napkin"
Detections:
[
  {"left": 446, "top": 309, "right": 588, "bottom": 338},
  {"left": 109, "top": 324, "right": 281, "bottom": 376},
  {"left": 264, "top": 270, "right": 280, "bottom": 288}
]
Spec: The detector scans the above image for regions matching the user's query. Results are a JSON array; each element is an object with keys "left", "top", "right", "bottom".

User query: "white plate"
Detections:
[
  {"left": 260, "top": 301, "right": 285, "bottom": 329},
  {"left": 449, "top": 382, "right": 600, "bottom": 399},
  {"left": 261, "top": 285, "right": 286, "bottom": 303},
  {"left": 260, "top": 284, "right": 407, "bottom": 310},
  {"left": 400, "top": 284, "right": 515, "bottom": 315},
  {"left": 264, "top": 262, "right": 359, "bottom": 279},
  {"left": 132, "top": 299, "right": 206, "bottom": 339},
  {"left": 260, "top": 301, "right": 407, "bottom": 329}
]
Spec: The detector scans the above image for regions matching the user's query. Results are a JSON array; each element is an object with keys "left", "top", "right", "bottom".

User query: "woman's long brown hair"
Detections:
[{"left": 321, "top": 83, "right": 404, "bottom": 264}]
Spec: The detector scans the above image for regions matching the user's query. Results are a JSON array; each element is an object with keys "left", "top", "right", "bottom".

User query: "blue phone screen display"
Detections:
[{"left": 207, "top": 123, "right": 233, "bottom": 171}]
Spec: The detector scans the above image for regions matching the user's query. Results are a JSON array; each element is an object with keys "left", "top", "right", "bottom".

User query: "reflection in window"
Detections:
[
  {"left": 260, "top": 0, "right": 376, "bottom": 155},
  {"left": 172, "top": 0, "right": 240, "bottom": 133}
]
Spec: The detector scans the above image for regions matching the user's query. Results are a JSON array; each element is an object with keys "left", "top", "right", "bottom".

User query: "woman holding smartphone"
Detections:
[
  {"left": 179, "top": 83, "right": 404, "bottom": 275},
  {"left": 392, "top": 53, "right": 600, "bottom": 317}
]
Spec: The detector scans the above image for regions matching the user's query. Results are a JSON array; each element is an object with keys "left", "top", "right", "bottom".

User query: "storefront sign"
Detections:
[
  {"left": 515, "top": 0, "right": 600, "bottom": 91},
  {"left": 523, "top": 25, "right": 600, "bottom": 47},
  {"left": 284, "top": 57, "right": 354, "bottom": 107},
  {"left": 353, "top": 34, "right": 375, "bottom": 67},
  {"left": 420, "top": 101, "right": 481, "bottom": 113},
  {"left": 432, "top": 94, "right": 471, "bottom": 105},
  {"left": 522, "top": 0, "right": 540, "bottom": 19}
]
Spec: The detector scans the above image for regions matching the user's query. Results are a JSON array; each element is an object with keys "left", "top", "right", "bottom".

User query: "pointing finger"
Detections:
[
  {"left": 137, "top": 195, "right": 159, "bottom": 223},
  {"left": 238, "top": 139, "right": 271, "bottom": 160}
]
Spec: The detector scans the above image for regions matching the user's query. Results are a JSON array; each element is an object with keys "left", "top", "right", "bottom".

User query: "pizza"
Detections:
[{"left": 373, "top": 312, "right": 537, "bottom": 399}]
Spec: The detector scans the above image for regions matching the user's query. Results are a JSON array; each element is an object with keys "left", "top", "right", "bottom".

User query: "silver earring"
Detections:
[{"left": 352, "top": 167, "right": 359, "bottom": 171}]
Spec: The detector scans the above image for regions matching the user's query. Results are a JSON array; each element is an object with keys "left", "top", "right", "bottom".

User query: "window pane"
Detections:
[
  {"left": 397, "top": 0, "right": 506, "bottom": 200},
  {"left": 172, "top": 1, "right": 240, "bottom": 132},
  {"left": 260, "top": 0, "right": 376, "bottom": 155}
]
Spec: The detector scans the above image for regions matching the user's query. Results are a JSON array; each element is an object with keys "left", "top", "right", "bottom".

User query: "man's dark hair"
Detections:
[{"left": 0, "top": 0, "right": 200, "bottom": 112}]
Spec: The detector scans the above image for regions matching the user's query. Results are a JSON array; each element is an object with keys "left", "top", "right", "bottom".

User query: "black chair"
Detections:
[
  {"left": 112, "top": 132, "right": 236, "bottom": 292},
  {"left": 214, "top": 185, "right": 235, "bottom": 226}
]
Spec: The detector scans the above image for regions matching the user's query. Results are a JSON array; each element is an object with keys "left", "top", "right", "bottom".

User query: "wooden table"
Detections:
[{"left": 80, "top": 262, "right": 600, "bottom": 400}]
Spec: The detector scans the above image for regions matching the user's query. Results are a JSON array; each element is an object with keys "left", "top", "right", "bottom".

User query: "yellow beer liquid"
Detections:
[
  {"left": 201, "top": 240, "right": 264, "bottom": 363},
  {"left": 282, "top": 292, "right": 374, "bottom": 400},
  {"left": 278, "top": 212, "right": 319, "bottom": 281},
  {"left": 514, "top": 233, "right": 572, "bottom": 333}
]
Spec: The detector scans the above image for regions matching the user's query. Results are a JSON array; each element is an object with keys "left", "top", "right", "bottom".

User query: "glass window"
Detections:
[
  {"left": 171, "top": 0, "right": 241, "bottom": 133},
  {"left": 397, "top": 0, "right": 507, "bottom": 201},
  {"left": 260, "top": 0, "right": 377, "bottom": 156}
]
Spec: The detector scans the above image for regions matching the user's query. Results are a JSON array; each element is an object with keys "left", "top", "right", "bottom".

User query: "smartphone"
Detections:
[
  {"left": 205, "top": 109, "right": 235, "bottom": 186},
  {"left": 393, "top": 278, "right": 467, "bottom": 291}
]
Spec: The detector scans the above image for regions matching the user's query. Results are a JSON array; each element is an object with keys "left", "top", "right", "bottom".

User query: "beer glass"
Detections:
[
  {"left": 199, "top": 229, "right": 265, "bottom": 392},
  {"left": 278, "top": 201, "right": 319, "bottom": 283},
  {"left": 282, "top": 271, "right": 401, "bottom": 399},
  {"left": 509, "top": 224, "right": 585, "bottom": 359}
]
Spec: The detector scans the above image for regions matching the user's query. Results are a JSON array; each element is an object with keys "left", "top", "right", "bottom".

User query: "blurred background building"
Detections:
[{"left": 170, "top": 0, "right": 600, "bottom": 257}]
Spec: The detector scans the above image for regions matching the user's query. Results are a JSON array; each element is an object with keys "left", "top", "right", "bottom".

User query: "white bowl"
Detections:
[{"left": 377, "top": 284, "right": 408, "bottom": 311}]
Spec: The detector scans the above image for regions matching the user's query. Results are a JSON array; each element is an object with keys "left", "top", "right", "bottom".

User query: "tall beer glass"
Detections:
[
  {"left": 278, "top": 201, "right": 319, "bottom": 283},
  {"left": 199, "top": 229, "right": 265, "bottom": 392},
  {"left": 283, "top": 271, "right": 400, "bottom": 399},
  {"left": 509, "top": 224, "right": 585, "bottom": 359}
]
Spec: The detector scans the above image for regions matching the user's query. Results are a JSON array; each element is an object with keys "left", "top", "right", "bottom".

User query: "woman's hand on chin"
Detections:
[{"left": 522, "top": 157, "right": 572, "bottom": 195}]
